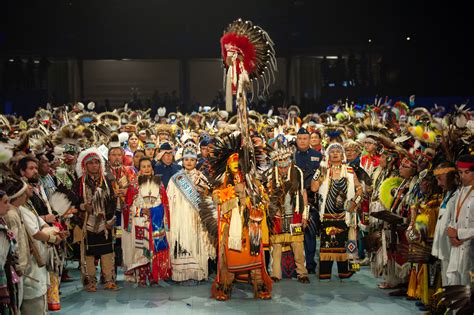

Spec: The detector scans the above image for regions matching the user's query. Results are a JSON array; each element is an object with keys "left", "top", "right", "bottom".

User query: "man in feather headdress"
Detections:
[
  {"left": 72, "top": 148, "right": 118, "bottom": 292},
  {"left": 52, "top": 124, "right": 83, "bottom": 190},
  {"left": 267, "top": 143, "right": 310, "bottom": 283},
  {"left": 205, "top": 17, "right": 279, "bottom": 300},
  {"left": 381, "top": 154, "right": 419, "bottom": 294},
  {"left": 344, "top": 140, "right": 373, "bottom": 264},
  {"left": 208, "top": 134, "right": 273, "bottom": 300},
  {"left": 405, "top": 171, "right": 442, "bottom": 310},
  {"left": 55, "top": 144, "right": 79, "bottom": 190},
  {"left": 106, "top": 133, "right": 137, "bottom": 276}
]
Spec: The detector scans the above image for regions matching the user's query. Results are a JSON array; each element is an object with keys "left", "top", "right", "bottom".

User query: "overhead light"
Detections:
[
  {"left": 121, "top": 58, "right": 131, "bottom": 61},
  {"left": 368, "top": 39, "right": 372, "bottom": 43},
  {"left": 326, "top": 56, "right": 338, "bottom": 59},
  {"left": 8, "top": 59, "right": 14, "bottom": 62},
  {"left": 406, "top": 36, "right": 411, "bottom": 41},
  {"left": 34, "top": 60, "right": 40, "bottom": 64}
]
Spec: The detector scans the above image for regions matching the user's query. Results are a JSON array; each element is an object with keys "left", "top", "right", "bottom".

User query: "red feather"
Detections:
[{"left": 220, "top": 33, "right": 257, "bottom": 74}]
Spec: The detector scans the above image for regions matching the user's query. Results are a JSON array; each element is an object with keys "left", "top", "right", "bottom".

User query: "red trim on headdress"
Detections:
[
  {"left": 81, "top": 152, "right": 101, "bottom": 169},
  {"left": 220, "top": 33, "right": 257, "bottom": 73}
]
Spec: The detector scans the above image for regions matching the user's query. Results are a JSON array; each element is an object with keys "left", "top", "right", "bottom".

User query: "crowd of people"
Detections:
[
  {"left": 0, "top": 98, "right": 472, "bottom": 314},
  {"left": 1, "top": 17, "right": 473, "bottom": 315}
]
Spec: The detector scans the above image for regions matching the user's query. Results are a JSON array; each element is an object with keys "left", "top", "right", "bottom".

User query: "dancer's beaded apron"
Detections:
[{"left": 319, "top": 177, "right": 352, "bottom": 279}]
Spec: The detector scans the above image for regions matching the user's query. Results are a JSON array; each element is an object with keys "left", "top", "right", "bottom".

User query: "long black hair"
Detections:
[{"left": 435, "top": 161, "right": 459, "bottom": 194}]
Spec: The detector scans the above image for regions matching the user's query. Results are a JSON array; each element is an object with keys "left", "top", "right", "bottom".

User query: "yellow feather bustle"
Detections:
[{"left": 379, "top": 177, "right": 404, "bottom": 210}]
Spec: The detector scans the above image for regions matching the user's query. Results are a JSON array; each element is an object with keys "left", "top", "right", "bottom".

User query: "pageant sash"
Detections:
[{"left": 172, "top": 172, "right": 201, "bottom": 213}]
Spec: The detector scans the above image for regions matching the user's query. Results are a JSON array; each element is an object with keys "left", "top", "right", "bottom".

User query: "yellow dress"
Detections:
[{"left": 407, "top": 196, "right": 441, "bottom": 305}]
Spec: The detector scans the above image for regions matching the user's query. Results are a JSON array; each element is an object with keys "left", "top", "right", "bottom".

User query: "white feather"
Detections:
[
  {"left": 56, "top": 167, "right": 67, "bottom": 175},
  {"left": 466, "top": 120, "right": 474, "bottom": 133},
  {"left": 413, "top": 140, "right": 421, "bottom": 151},
  {"left": 158, "top": 107, "right": 166, "bottom": 117},
  {"left": 456, "top": 115, "right": 468, "bottom": 128},
  {"left": 0, "top": 144, "right": 13, "bottom": 164},
  {"left": 357, "top": 133, "right": 367, "bottom": 142},
  {"left": 118, "top": 132, "right": 129, "bottom": 143},
  {"left": 54, "top": 145, "right": 65, "bottom": 157},
  {"left": 218, "top": 110, "right": 229, "bottom": 120},
  {"left": 49, "top": 191, "right": 72, "bottom": 215}
]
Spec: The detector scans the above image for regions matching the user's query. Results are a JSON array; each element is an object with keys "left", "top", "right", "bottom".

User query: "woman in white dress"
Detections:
[{"left": 167, "top": 141, "right": 215, "bottom": 283}]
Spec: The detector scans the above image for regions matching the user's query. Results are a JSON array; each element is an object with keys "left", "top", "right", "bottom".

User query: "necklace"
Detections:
[
  {"left": 456, "top": 186, "right": 473, "bottom": 222},
  {"left": 329, "top": 164, "right": 343, "bottom": 179}
]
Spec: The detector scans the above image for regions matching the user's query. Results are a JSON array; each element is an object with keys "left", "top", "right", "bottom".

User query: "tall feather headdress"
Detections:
[{"left": 221, "top": 18, "right": 277, "bottom": 110}]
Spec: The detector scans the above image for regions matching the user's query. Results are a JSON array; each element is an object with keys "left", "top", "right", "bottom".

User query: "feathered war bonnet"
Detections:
[
  {"left": 220, "top": 18, "right": 277, "bottom": 111},
  {"left": 76, "top": 147, "right": 106, "bottom": 178},
  {"left": 268, "top": 141, "right": 294, "bottom": 165}
]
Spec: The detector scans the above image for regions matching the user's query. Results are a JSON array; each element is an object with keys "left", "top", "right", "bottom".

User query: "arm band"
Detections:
[
  {"left": 312, "top": 169, "right": 321, "bottom": 181},
  {"left": 48, "top": 234, "right": 57, "bottom": 244}
]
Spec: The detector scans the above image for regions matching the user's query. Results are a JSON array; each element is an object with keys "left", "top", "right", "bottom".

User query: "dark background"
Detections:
[{"left": 1, "top": 0, "right": 473, "bottom": 114}]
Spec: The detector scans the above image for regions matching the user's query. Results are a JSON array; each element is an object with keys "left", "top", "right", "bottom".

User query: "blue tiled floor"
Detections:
[{"left": 56, "top": 264, "right": 421, "bottom": 315}]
